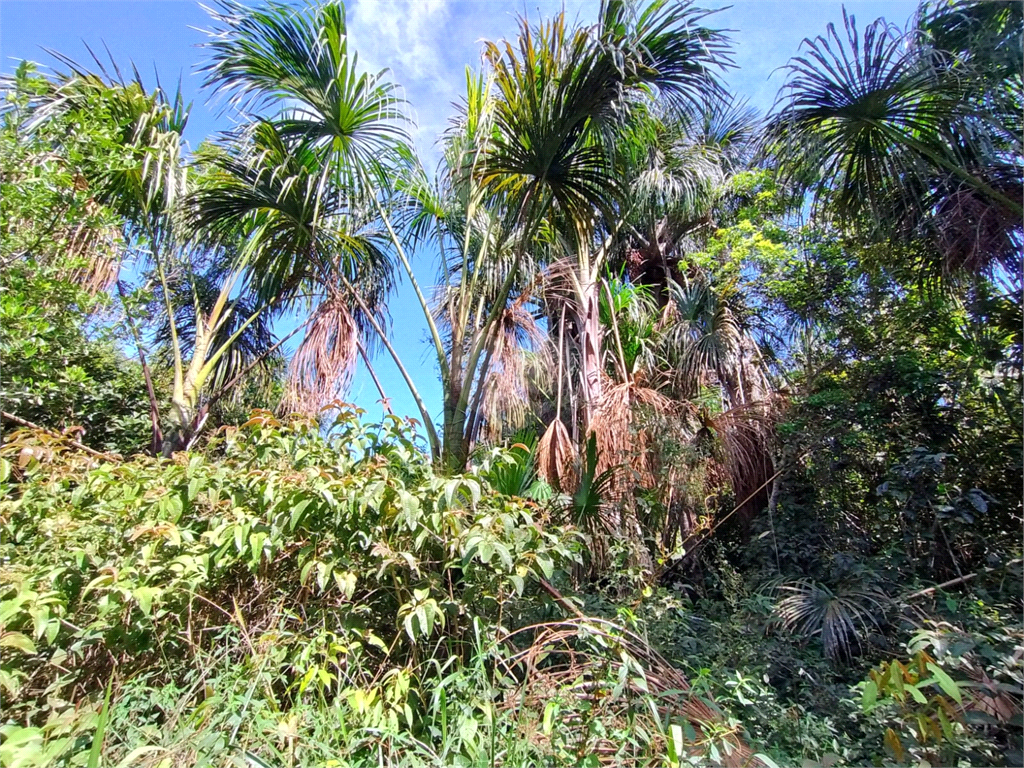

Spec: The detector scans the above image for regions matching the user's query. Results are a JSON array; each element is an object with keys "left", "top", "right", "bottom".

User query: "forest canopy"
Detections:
[{"left": 0, "top": 1, "right": 1020, "bottom": 766}]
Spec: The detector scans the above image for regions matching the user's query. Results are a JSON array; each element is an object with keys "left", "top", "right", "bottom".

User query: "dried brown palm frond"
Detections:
[
  {"left": 539, "top": 257, "right": 583, "bottom": 306},
  {"left": 65, "top": 243, "right": 121, "bottom": 294},
  {"left": 477, "top": 291, "right": 551, "bottom": 443},
  {"left": 281, "top": 295, "right": 358, "bottom": 416},
  {"left": 589, "top": 379, "right": 674, "bottom": 492},
  {"left": 65, "top": 232, "right": 122, "bottom": 294},
  {"left": 708, "top": 398, "right": 779, "bottom": 532},
  {"left": 579, "top": 381, "right": 676, "bottom": 577},
  {"left": 51, "top": 193, "right": 124, "bottom": 295},
  {"left": 930, "top": 177, "right": 1022, "bottom": 279},
  {"left": 536, "top": 417, "right": 576, "bottom": 491},
  {"left": 499, "top": 617, "right": 764, "bottom": 768}
]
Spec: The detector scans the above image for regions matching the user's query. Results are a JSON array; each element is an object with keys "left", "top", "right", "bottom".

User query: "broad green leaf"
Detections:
[
  {"left": 861, "top": 679, "right": 878, "bottom": 712},
  {"left": 536, "top": 554, "right": 554, "bottom": 579},
  {"left": 0, "top": 632, "right": 36, "bottom": 655},
  {"left": 906, "top": 683, "right": 927, "bottom": 704},
  {"left": 927, "top": 663, "right": 962, "bottom": 704}
]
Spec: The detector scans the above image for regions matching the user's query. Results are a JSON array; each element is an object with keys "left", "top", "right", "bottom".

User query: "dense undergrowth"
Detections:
[
  {"left": 2, "top": 0, "right": 1022, "bottom": 765},
  {"left": 2, "top": 409, "right": 1021, "bottom": 767}
]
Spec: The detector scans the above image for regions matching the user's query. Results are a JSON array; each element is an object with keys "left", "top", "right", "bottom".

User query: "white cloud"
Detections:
[{"left": 347, "top": 0, "right": 456, "bottom": 162}]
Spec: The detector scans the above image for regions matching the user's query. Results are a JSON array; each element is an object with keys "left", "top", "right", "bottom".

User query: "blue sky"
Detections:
[{"left": 1, "top": 0, "right": 918, "bottom": 427}]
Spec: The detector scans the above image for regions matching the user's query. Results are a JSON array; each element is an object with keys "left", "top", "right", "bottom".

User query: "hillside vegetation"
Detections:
[{"left": 1, "top": 1, "right": 1021, "bottom": 766}]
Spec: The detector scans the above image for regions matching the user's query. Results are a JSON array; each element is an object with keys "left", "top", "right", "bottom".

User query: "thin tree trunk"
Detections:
[
  {"left": 116, "top": 280, "right": 163, "bottom": 455},
  {"left": 578, "top": 280, "right": 603, "bottom": 429},
  {"left": 358, "top": 340, "right": 392, "bottom": 415},
  {"left": 1, "top": 411, "right": 120, "bottom": 461},
  {"left": 339, "top": 275, "right": 440, "bottom": 457},
  {"left": 555, "top": 304, "right": 567, "bottom": 420}
]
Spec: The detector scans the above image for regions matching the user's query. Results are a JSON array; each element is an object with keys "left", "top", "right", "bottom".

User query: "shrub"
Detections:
[{"left": 0, "top": 410, "right": 581, "bottom": 765}]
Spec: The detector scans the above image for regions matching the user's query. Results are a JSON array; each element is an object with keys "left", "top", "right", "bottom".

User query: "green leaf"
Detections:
[
  {"left": 459, "top": 716, "right": 478, "bottom": 745},
  {"left": 927, "top": 663, "right": 962, "bottom": 704},
  {"left": 88, "top": 679, "right": 113, "bottom": 768},
  {"left": 906, "top": 683, "right": 927, "bottom": 704},
  {"left": 0, "top": 632, "right": 36, "bottom": 655},
  {"left": 536, "top": 554, "right": 554, "bottom": 579},
  {"left": 937, "top": 707, "right": 954, "bottom": 740},
  {"left": 249, "top": 531, "right": 267, "bottom": 564},
  {"left": 509, "top": 574, "right": 525, "bottom": 596},
  {"left": 133, "top": 586, "right": 160, "bottom": 616},
  {"left": 300, "top": 559, "right": 317, "bottom": 587},
  {"left": 542, "top": 701, "right": 559, "bottom": 736},
  {"left": 289, "top": 498, "right": 313, "bottom": 530}
]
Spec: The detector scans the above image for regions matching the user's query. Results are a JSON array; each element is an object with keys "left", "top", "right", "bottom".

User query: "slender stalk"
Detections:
[
  {"left": 115, "top": 280, "right": 163, "bottom": 454},
  {"left": 1, "top": 411, "right": 119, "bottom": 461},
  {"left": 463, "top": 331, "right": 499, "bottom": 451},
  {"left": 204, "top": 314, "right": 314, "bottom": 411},
  {"left": 901, "top": 560, "right": 1023, "bottom": 601},
  {"left": 555, "top": 303, "right": 566, "bottom": 420},
  {"left": 361, "top": 169, "right": 450, "bottom": 383},
  {"left": 338, "top": 274, "right": 440, "bottom": 457},
  {"left": 140, "top": 218, "right": 183, "bottom": 400},
  {"left": 358, "top": 338, "right": 393, "bottom": 415}
]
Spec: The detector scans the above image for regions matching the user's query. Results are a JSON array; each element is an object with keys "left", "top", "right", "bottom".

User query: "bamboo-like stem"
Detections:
[
  {"left": 361, "top": 170, "right": 450, "bottom": 383},
  {"left": 358, "top": 339, "right": 392, "bottom": 415},
  {"left": 116, "top": 280, "right": 163, "bottom": 454}
]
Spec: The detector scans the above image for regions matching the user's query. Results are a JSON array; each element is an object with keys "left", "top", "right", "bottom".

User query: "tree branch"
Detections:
[{"left": 1, "top": 411, "right": 120, "bottom": 462}]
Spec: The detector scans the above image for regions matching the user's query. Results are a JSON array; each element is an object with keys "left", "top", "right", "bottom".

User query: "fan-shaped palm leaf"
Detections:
[
  {"left": 598, "top": 0, "right": 731, "bottom": 115},
  {"left": 769, "top": 6, "right": 1022, "bottom": 268},
  {"left": 768, "top": 578, "right": 890, "bottom": 661},
  {"left": 664, "top": 277, "right": 741, "bottom": 395}
]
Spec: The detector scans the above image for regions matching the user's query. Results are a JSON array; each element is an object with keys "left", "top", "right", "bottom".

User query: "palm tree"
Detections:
[
  {"left": 613, "top": 98, "right": 758, "bottom": 305},
  {"left": 20, "top": 57, "right": 277, "bottom": 453},
  {"left": 192, "top": 0, "right": 730, "bottom": 473},
  {"left": 23, "top": 43, "right": 402, "bottom": 453},
  {"left": 768, "top": 5, "right": 1022, "bottom": 280},
  {"left": 194, "top": 1, "right": 439, "bottom": 450},
  {"left": 480, "top": 0, "right": 731, "bottom": 450}
]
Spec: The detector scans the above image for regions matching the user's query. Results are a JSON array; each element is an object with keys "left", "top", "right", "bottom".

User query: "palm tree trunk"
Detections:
[
  {"left": 358, "top": 340, "right": 392, "bottom": 415},
  {"left": 441, "top": 379, "right": 466, "bottom": 471},
  {"left": 577, "top": 279, "right": 604, "bottom": 429},
  {"left": 164, "top": 316, "right": 215, "bottom": 455}
]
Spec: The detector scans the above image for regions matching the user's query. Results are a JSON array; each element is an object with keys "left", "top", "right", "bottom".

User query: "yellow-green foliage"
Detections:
[{"left": 0, "top": 409, "right": 580, "bottom": 765}]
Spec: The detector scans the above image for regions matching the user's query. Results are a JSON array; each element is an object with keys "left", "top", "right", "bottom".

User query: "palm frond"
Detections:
[
  {"left": 200, "top": 0, "right": 411, "bottom": 193},
  {"left": 598, "top": 0, "right": 732, "bottom": 113},
  {"left": 282, "top": 294, "right": 359, "bottom": 416},
  {"left": 767, "top": 577, "right": 891, "bottom": 662},
  {"left": 768, "top": 7, "right": 1023, "bottom": 278},
  {"left": 536, "top": 417, "right": 576, "bottom": 492}
]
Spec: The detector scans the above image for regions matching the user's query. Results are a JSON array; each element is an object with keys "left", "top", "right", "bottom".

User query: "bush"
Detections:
[
  {"left": 0, "top": 410, "right": 581, "bottom": 766},
  {"left": 0, "top": 263, "right": 152, "bottom": 456}
]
